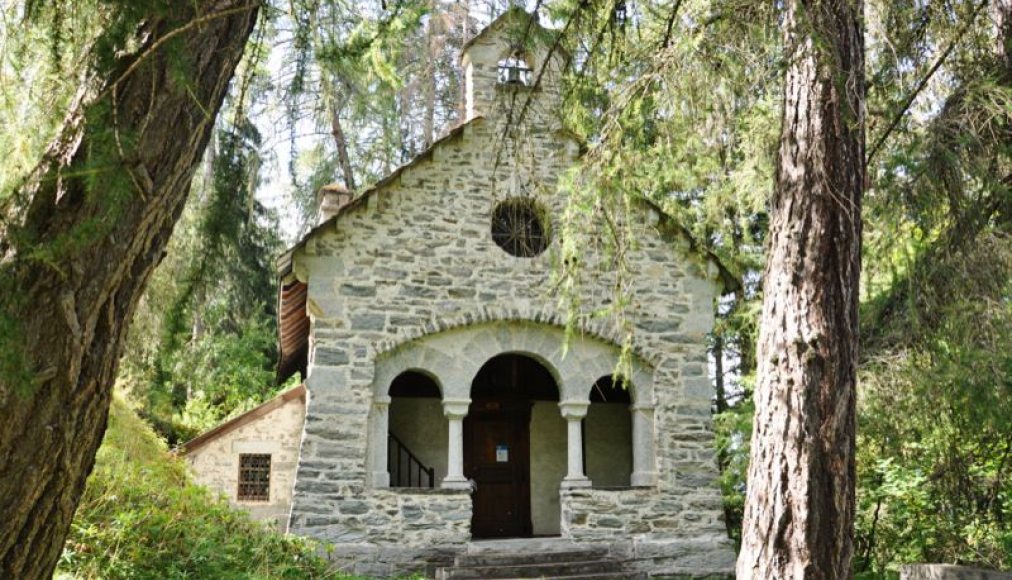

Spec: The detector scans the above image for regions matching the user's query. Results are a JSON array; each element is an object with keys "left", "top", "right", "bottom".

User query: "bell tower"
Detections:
[{"left": 459, "top": 7, "right": 564, "bottom": 124}]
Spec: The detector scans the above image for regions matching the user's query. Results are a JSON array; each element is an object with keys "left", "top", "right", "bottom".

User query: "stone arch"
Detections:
[
  {"left": 389, "top": 367, "right": 443, "bottom": 397},
  {"left": 368, "top": 319, "right": 659, "bottom": 490},
  {"left": 372, "top": 346, "right": 456, "bottom": 400},
  {"left": 372, "top": 306, "right": 663, "bottom": 370},
  {"left": 374, "top": 318, "right": 655, "bottom": 406}
]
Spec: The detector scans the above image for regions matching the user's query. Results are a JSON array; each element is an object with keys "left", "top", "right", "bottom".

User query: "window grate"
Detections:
[
  {"left": 238, "top": 453, "right": 271, "bottom": 501},
  {"left": 491, "top": 197, "right": 549, "bottom": 258}
]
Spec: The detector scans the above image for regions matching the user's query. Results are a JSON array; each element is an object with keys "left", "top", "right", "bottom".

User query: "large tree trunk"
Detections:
[
  {"left": 0, "top": 2, "right": 259, "bottom": 577},
  {"left": 736, "top": 1, "right": 864, "bottom": 578}
]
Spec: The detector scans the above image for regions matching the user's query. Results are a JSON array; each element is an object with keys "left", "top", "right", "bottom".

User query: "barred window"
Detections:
[
  {"left": 491, "top": 197, "right": 549, "bottom": 257},
  {"left": 238, "top": 454, "right": 271, "bottom": 501}
]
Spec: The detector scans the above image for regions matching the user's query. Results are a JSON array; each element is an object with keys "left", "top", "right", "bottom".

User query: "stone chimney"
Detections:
[{"left": 315, "top": 183, "right": 353, "bottom": 226}]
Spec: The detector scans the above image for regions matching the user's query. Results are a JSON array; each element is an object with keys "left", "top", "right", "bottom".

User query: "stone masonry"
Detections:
[
  {"left": 185, "top": 388, "right": 305, "bottom": 529},
  {"left": 284, "top": 9, "right": 736, "bottom": 578}
]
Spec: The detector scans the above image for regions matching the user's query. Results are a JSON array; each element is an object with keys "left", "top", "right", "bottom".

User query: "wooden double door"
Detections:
[{"left": 464, "top": 399, "right": 532, "bottom": 538}]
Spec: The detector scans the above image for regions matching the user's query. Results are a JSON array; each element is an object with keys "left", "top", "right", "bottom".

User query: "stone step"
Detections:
[
  {"left": 455, "top": 549, "right": 606, "bottom": 567},
  {"left": 464, "top": 538, "right": 586, "bottom": 554},
  {"left": 499, "top": 574, "right": 647, "bottom": 580},
  {"left": 437, "top": 558, "right": 623, "bottom": 579}
]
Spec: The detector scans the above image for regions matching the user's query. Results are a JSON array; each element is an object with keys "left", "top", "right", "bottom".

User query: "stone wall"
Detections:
[
  {"left": 185, "top": 393, "right": 305, "bottom": 529},
  {"left": 308, "top": 488, "right": 471, "bottom": 577},
  {"left": 561, "top": 487, "right": 735, "bottom": 576},
  {"left": 901, "top": 565, "right": 1012, "bottom": 580}
]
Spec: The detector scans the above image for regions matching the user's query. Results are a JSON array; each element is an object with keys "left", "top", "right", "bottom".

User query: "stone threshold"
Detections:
[{"left": 465, "top": 537, "right": 603, "bottom": 554}]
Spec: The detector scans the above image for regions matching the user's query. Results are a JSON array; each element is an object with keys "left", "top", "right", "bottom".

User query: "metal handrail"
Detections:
[{"left": 388, "top": 432, "right": 435, "bottom": 488}]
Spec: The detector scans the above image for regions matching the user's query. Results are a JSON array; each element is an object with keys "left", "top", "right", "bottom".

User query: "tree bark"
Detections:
[
  {"left": 0, "top": 2, "right": 259, "bottom": 578},
  {"left": 330, "top": 96, "right": 357, "bottom": 191},
  {"left": 736, "top": 1, "right": 864, "bottom": 578}
]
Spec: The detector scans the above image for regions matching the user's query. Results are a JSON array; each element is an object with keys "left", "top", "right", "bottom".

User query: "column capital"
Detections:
[
  {"left": 629, "top": 403, "right": 654, "bottom": 413},
  {"left": 558, "top": 399, "right": 590, "bottom": 419},
  {"left": 374, "top": 395, "right": 391, "bottom": 407},
  {"left": 442, "top": 398, "right": 471, "bottom": 419}
]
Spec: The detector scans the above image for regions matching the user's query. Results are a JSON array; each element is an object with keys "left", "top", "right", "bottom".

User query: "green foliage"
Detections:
[
  {"left": 712, "top": 376, "right": 754, "bottom": 549},
  {"left": 122, "top": 116, "right": 285, "bottom": 443},
  {"left": 855, "top": 235, "right": 1012, "bottom": 573},
  {"left": 57, "top": 396, "right": 335, "bottom": 579}
]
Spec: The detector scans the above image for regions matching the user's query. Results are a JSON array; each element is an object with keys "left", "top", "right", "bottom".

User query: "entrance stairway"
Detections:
[{"left": 435, "top": 540, "right": 645, "bottom": 580}]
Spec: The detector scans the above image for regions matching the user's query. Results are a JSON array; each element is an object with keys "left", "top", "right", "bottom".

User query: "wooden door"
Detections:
[{"left": 464, "top": 400, "right": 531, "bottom": 538}]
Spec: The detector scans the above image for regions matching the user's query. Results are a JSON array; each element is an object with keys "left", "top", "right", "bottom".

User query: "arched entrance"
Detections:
[{"left": 465, "top": 353, "right": 560, "bottom": 538}]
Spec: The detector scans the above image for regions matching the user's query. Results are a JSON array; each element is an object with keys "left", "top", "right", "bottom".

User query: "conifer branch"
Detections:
[
  {"left": 865, "top": 0, "right": 989, "bottom": 168},
  {"left": 98, "top": 3, "right": 263, "bottom": 104}
]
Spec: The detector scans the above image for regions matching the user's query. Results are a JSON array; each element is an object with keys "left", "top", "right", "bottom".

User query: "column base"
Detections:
[
  {"left": 561, "top": 477, "right": 592, "bottom": 489},
  {"left": 441, "top": 476, "right": 472, "bottom": 490},
  {"left": 631, "top": 471, "right": 658, "bottom": 487}
]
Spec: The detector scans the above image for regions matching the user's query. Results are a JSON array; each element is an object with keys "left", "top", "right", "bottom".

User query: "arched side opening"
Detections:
[
  {"left": 585, "top": 376, "right": 633, "bottom": 487},
  {"left": 465, "top": 353, "right": 562, "bottom": 538},
  {"left": 388, "top": 371, "right": 444, "bottom": 488}
]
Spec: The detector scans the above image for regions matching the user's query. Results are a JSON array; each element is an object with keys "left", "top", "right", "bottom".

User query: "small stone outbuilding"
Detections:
[
  {"left": 186, "top": 7, "right": 736, "bottom": 578},
  {"left": 181, "top": 385, "right": 306, "bottom": 529}
]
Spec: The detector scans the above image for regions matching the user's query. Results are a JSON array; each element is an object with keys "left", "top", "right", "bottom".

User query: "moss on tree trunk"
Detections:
[{"left": 0, "top": 2, "right": 259, "bottom": 577}]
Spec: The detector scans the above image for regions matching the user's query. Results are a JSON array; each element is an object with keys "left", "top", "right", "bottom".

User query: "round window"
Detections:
[{"left": 491, "top": 198, "right": 549, "bottom": 258}]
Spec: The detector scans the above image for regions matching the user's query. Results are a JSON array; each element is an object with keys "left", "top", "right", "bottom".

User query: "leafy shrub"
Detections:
[{"left": 57, "top": 396, "right": 338, "bottom": 579}]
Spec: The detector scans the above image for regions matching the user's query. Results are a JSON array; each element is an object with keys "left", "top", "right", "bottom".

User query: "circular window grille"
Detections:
[{"left": 491, "top": 198, "right": 549, "bottom": 257}]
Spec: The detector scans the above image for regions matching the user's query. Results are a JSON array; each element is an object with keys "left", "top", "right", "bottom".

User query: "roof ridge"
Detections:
[{"left": 178, "top": 384, "right": 306, "bottom": 454}]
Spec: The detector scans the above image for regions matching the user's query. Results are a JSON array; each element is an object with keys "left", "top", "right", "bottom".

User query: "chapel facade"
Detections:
[{"left": 184, "top": 8, "right": 735, "bottom": 578}]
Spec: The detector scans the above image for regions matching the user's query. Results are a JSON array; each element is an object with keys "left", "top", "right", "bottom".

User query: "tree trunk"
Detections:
[
  {"left": 0, "top": 2, "right": 258, "bottom": 577},
  {"left": 995, "top": 0, "right": 1011, "bottom": 74},
  {"left": 330, "top": 98, "right": 357, "bottom": 191},
  {"left": 736, "top": 1, "right": 864, "bottom": 578},
  {"left": 422, "top": 2, "right": 438, "bottom": 149},
  {"left": 713, "top": 333, "right": 727, "bottom": 414}
]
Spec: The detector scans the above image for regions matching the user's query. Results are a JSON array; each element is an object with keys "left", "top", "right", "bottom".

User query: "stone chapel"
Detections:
[{"left": 182, "top": 8, "right": 736, "bottom": 578}]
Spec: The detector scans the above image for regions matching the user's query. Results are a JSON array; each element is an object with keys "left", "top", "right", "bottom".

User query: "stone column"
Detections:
[
  {"left": 630, "top": 403, "right": 658, "bottom": 486},
  {"left": 442, "top": 398, "right": 472, "bottom": 489},
  {"left": 559, "top": 400, "right": 592, "bottom": 488},
  {"left": 369, "top": 396, "right": 391, "bottom": 488}
]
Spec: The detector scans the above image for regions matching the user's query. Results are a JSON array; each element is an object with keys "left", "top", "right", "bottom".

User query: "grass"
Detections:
[{"left": 56, "top": 395, "right": 341, "bottom": 579}]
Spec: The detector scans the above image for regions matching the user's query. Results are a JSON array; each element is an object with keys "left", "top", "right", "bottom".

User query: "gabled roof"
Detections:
[
  {"left": 178, "top": 384, "right": 306, "bottom": 455},
  {"left": 461, "top": 6, "right": 554, "bottom": 55},
  {"left": 273, "top": 118, "right": 483, "bottom": 384},
  {"left": 276, "top": 117, "right": 482, "bottom": 279}
]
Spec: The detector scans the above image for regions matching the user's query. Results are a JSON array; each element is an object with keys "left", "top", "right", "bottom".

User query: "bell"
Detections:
[{"left": 506, "top": 65, "right": 523, "bottom": 85}]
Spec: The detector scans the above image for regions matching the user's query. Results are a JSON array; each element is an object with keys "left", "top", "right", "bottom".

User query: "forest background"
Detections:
[{"left": 0, "top": 0, "right": 1008, "bottom": 578}]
